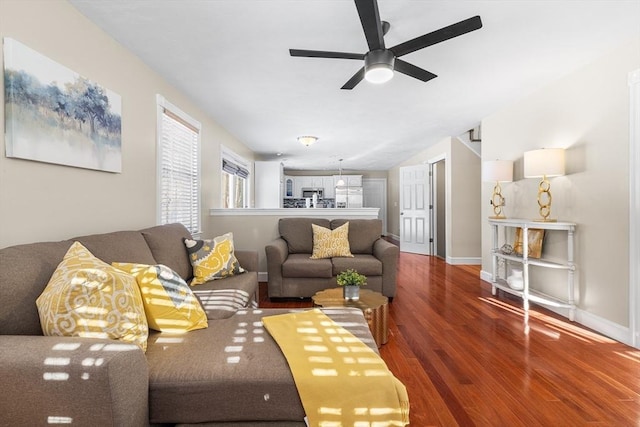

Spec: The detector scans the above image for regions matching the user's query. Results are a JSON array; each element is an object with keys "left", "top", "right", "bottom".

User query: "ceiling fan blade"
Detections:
[
  {"left": 390, "top": 15, "right": 482, "bottom": 57},
  {"left": 341, "top": 67, "right": 365, "bottom": 90},
  {"left": 289, "top": 49, "right": 364, "bottom": 60},
  {"left": 355, "top": 0, "right": 385, "bottom": 51},
  {"left": 394, "top": 59, "right": 437, "bottom": 82}
]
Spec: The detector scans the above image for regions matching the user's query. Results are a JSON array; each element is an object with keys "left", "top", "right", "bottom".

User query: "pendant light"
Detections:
[{"left": 336, "top": 159, "right": 345, "bottom": 187}]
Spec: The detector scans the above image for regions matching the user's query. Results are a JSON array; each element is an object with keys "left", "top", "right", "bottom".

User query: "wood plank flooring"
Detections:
[{"left": 259, "top": 252, "right": 640, "bottom": 426}]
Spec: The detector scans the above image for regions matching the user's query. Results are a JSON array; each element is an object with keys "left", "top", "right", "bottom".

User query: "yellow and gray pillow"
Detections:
[
  {"left": 184, "top": 232, "right": 245, "bottom": 286},
  {"left": 36, "top": 242, "right": 149, "bottom": 351},
  {"left": 113, "top": 262, "right": 208, "bottom": 333}
]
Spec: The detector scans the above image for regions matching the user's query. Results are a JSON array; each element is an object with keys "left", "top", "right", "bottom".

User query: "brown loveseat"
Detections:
[
  {"left": 0, "top": 223, "right": 377, "bottom": 426},
  {"left": 265, "top": 218, "right": 399, "bottom": 299}
]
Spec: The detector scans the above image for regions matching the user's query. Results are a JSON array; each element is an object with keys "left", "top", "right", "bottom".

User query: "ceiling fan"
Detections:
[{"left": 289, "top": 0, "right": 482, "bottom": 90}]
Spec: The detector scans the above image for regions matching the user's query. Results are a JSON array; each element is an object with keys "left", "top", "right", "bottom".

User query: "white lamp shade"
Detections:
[
  {"left": 524, "top": 148, "right": 565, "bottom": 178},
  {"left": 482, "top": 160, "right": 513, "bottom": 182}
]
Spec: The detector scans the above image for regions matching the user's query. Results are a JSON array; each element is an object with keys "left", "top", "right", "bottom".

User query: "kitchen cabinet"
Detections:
[
  {"left": 255, "top": 161, "right": 283, "bottom": 208},
  {"left": 283, "top": 176, "right": 294, "bottom": 198},
  {"left": 290, "top": 175, "right": 332, "bottom": 198},
  {"left": 333, "top": 174, "right": 362, "bottom": 187},
  {"left": 346, "top": 175, "right": 362, "bottom": 187},
  {"left": 489, "top": 218, "right": 577, "bottom": 320},
  {"left": 323, "top": 177, "right": 335, "bottom": 199}
]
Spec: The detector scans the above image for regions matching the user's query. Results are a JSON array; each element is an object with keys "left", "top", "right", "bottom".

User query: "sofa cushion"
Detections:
[
  {"left": 0, "top": 240, "right": 73, "bottom": 335},
  {"left": 191, "top": 272, "right": 258, "bottom": 320},
  {"left": 310, "top": 222, "right": 353, "bottom": 259},
  {"left": 185, "top": 233, "right": 245, "bottom": 286},
  {"left": 332, "top": 254, "right": 383, "bottom": 277},
  {"left": 36, "top": 242, "right": 149, "bottom": 351},
  {"left": 113, "top": 263, "right": 208, "bottom": 332},
  {"left": 146, "top": 308, "right": 377, "bottom": 424},
  {"left": 279, "top": 218, "right": 330, "bottom": 254},
  {"left": 282, "top": 254, "right": 333, "bottom": 278},
  {"left": 331, "top": 219, "right": 382, "bottom": 254},
  {"left": 141, "top": 223, "right": 193, "bottom": 280},
  {"left": 73, "top": 230, "right": 157, "bottom": 265}
]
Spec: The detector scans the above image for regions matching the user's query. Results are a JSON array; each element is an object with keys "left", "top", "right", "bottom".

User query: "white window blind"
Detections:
[
  {"left": 221, "top": 147, "right": 250, "bottom": 208},
  {"left": 157, "top": 96, "right": 201, "bottom": 234}
]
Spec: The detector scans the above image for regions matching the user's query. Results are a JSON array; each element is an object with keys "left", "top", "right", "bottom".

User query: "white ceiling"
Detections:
[{"left": 69, "top": 0, "right": 640, "bottom": 171}]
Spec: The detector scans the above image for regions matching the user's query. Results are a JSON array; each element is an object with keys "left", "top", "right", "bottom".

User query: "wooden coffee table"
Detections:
[{"left": 312, "top": 288, "right": 389, "bottom": 347}]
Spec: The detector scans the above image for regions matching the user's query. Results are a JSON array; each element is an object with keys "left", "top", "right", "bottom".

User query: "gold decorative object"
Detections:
[
  {"left": 513, "top": 227, "right": 545, "bottom": 258},
  {"left": 524, "top": 148, "right": 565, "bottom": 222},
  {"left": 482, "top": 160, "right": 513, "bottom": 219},
  {"left": 536, "top": 175, "right": 553, "bottom": 221}
]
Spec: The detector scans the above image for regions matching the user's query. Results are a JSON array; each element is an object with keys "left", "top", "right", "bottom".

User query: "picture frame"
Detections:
[
  {"left": 3, "top": 38, "right": 122, "bottom": 173},
  {"left": 513, "top": 227, "right": 545, "bottom": 258}
]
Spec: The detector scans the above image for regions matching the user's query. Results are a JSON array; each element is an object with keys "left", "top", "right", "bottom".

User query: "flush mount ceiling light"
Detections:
[{"left": 297, "top": 136, "right": 318, "bottom": 147}]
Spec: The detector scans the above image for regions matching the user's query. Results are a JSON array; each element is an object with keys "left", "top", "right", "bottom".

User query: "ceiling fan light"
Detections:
[
  {"left": 364, "top": 49, "right": 395, "bottom": 84},
  {"left": 365, "top": 65, "right": 394, "bottom": 84}
]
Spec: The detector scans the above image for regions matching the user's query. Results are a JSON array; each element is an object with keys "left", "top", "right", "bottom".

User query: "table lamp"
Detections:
[
  {"left": 482, "top": 160, "right": 513, "bottom": 219},
  {"left": 524, "top": 148, "right": 565, "bottom": 222}
]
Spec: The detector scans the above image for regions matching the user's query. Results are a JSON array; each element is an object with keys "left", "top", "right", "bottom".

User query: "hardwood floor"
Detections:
[{"left": 259, "top": 251, "right": 640, "bottom": 426}]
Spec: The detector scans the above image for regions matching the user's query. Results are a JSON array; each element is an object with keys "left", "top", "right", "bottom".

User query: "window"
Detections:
[
  {"left": 156, "top": 95, "right": 201, "bottom": 234},
  {"left": 221, "top": 147, "right": 250, "bottom": 208}
]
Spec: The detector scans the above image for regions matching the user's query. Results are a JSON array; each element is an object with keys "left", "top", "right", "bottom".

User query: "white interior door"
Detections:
[{"left": 399, "top": 165, "right": 430, "bottom": 254}]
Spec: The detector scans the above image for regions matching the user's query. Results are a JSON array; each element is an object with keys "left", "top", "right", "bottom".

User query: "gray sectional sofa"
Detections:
[
  {"left": 265, "top": 218, "right": 399, "bottom": 299},
  {"left": 0, "top": 223, "right": 377, "bottom": 426}
]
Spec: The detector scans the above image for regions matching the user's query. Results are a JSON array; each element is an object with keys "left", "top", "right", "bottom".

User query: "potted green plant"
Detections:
[{"left": 337, "top": 269, "right": 367, "bottom": 301}]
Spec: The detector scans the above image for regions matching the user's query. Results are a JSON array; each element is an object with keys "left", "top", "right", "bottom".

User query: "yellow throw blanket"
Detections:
[{"left": 263, "top": 309, "right": 410, "bottom": 426}]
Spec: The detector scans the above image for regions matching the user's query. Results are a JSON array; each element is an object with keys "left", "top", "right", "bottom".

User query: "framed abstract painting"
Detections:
[{"left": 3, "top": 38, "right": 122, "bottom": 173}]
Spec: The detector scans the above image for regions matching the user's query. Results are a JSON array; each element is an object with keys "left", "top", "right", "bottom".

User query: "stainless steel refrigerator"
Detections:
[{"left": 335, "top": 186, "right": 363, "bottom": 208}]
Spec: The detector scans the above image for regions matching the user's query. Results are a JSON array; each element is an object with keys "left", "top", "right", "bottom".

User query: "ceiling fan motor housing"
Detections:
[{"left": 364, "top": 49, "right": 395, "bottom": 83}]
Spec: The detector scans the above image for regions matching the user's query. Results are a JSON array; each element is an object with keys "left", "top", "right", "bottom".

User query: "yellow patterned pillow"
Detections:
[
  {"left": 310, "top": 222, "right": 354, "bottom": 259},
  {"left": 113, "top": 263, "right": 208, "bottom": 333},
  {"left": 184, "top": 232, "right": 245, "bottom": 286},
  {"left": 36, "top": 242, "right": 148, "bottom": 351}
]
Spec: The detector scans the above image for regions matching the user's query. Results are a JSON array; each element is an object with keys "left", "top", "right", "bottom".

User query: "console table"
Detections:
[{"left": 489, "top": 218, "right": 577, "bottom": 320}]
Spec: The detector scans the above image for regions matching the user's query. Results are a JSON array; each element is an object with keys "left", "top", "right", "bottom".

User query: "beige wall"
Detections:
[
  {"left": 450, "top": 138, "right": 482, "bottom": 259},
  {"left": 388, "top": 136, "right": 481, "bottom": 261},
  {"left": 481, "top": 38, "right": 640, "bottom": 327},
  {"left": 0, "top": 0, "right": 253, "bottom": 248}
]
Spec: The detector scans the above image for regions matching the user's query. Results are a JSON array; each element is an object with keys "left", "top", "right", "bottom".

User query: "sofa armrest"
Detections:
[
  {"left": 373, "top": 238, "right": 399, "bottom": 298},
  {"left": 0, "top": 336, "right": 149, "bottom": 427},
  {"left": 265, "top": 238, "right": 290, "bottom": 298},
  {"left": 235, "top": 249, "right": 258, "bottom": 272}
]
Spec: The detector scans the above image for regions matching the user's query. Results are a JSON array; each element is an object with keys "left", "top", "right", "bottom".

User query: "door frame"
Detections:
[
  {"left": 425, "top": 153, "right": 449, "bottom": 260},
  {"left": 429, "top": 154, "right": 447, "bottom": 259},
  {"left": 629, "top": 69, "right": 639, "bottom": 348}
]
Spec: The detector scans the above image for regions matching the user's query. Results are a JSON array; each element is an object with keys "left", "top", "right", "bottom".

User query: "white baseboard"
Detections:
[
  {"left": 479, "top": 270, "right": 632, "bottom": 345},
  {"left": 480, "top": 269, "right": 493, "bottom": 282},
  {"left": 446, "top": 256, "right": 481, "bottom": 265},
  {"left": 574, "top": 309, "right": 631, "bottom": 345},
  {"left": 258, "top": 272, "right": 268, "bottom": 282}
]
